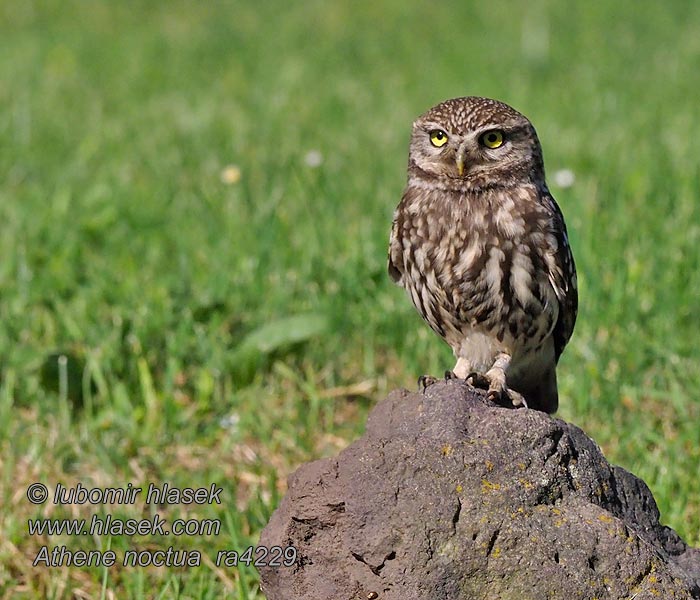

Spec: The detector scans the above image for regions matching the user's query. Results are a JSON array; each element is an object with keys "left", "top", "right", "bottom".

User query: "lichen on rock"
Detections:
[{"left": 259, "top": 380, "right": 700, "bottom": 600}]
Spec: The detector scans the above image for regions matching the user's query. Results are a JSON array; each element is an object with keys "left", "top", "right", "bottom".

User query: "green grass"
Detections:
[{"left": 1, "top": 1, "right": 699, "bottom": 597}]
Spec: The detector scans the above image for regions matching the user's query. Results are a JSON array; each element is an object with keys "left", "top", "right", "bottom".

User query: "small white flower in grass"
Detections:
[
  {"left": 553, "top": 169, "right": 575, "bottom": 188},
  {"left": 220, "top": 164, "right": 241, "bottom": 184},
  {"left": 219, "top": 412, "right": 240, "bottom": 432},
  {"left": 304, "top": 150, "right": 323, "bottom": 168}
]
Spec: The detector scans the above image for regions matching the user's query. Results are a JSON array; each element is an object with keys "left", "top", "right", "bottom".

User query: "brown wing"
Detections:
[
  {"left": 387, "top": 206, "right": 405, "bottom": 285},
  {"left": 543, "top": 192, "right": 578, "bottom": 363}
]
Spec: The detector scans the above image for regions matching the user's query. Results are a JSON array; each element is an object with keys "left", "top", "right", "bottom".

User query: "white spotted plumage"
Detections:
[{"left": 388, "top": 97, "right": 577, "bottom": 412}]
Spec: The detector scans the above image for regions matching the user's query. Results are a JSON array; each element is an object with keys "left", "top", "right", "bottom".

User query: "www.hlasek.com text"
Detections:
[{"left": 28, "top": 513, "right": 220, "bottom": 537}]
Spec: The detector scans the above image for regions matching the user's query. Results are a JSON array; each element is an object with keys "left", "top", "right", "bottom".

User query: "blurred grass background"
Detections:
[{"left": 1, "top": 0, "right": 698, "bottom": 597}]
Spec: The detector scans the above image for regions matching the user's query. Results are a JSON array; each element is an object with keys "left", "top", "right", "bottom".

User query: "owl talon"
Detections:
[
  {"left": 444, "top": 370, "right": 458, "bottom": 381},
  {"left": 486, "top": 388, "right": 501, "bottom": 403},
  {"left": 505, "top": 389, "right": 528, "bottom": 409},
  {"left": 486, "top": 383, "right": 527, "bottom": 409},
  {"left": 466, "top": 372, "right": 490, "bottom": 389},
  {"left": 418, "top": 375, "right": 438, "bottom": 392},
  {"left": 514, "top": 392, "right": 528, "bottom": 409}
]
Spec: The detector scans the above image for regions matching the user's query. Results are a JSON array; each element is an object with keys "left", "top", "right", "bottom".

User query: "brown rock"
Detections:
[{"left": 258, "top": 380, "right": 700, "bottom": 600}]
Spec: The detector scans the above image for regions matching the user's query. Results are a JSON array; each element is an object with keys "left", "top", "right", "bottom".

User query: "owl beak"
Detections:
[{"left": 456, "top": 154, "right": 466, "bottom": 177}]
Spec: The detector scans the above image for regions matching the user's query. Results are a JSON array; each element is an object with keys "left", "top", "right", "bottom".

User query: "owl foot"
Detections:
[
  {"left": 465, "top": 353, "right": 528, "bottom": 409},
  {"left": 486, "top": 384, "right": 528, "bottom": 409},
  {"left": 418, "top": 375, "right": 438, "bottom": 392},
  {"left": 444, "top": 370, "right": 458, "bottom": 380}
]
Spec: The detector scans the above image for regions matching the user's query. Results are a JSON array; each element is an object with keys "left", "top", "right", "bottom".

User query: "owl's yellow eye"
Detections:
[
  {"left": 480, "top": 130, "right": 504, "bottom": 149},
  {"left": 429, "top": 129, "right": 448, "bottom": 147}
]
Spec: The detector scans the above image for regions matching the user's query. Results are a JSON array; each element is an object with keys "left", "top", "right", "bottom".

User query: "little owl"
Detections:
[{"left": 388, "top": 97, "right": 577, "bottom": 413}]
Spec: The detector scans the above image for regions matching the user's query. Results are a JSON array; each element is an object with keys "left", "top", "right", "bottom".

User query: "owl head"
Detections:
[{"left": 408, "top": 97, "right": 545, "bottom": 191}]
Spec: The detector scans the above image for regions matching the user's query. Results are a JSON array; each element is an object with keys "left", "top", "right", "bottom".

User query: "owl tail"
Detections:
[{"left": 521, "top": 365, "right": 559, "bottom": 414}]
